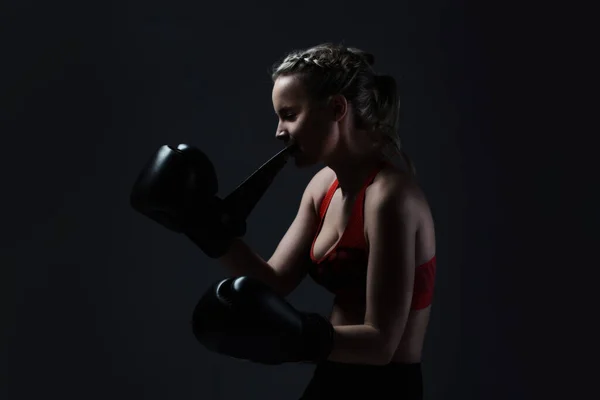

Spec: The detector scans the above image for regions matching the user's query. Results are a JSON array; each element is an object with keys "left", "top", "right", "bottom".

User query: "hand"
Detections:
[
  {"left": 191, "top": 276, "right": 334, "bottom": 364},
  {"left": 130, "top": 144, "right": 244, "bottom": 258},
  {"left": 130, "top": 142, "right": 296, "bottom": 258}
]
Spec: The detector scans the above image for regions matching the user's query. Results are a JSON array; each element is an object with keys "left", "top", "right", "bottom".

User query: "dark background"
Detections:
[{"left": 1, "top": 1, "right": 594, "bottom": 399}]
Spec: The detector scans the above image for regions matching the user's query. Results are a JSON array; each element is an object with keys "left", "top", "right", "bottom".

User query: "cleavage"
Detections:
[{"left": 312, "top": 189, "right": 357, "bottom": 261}]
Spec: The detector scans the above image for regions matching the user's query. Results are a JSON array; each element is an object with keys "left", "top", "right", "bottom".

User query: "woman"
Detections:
[{"left": 216, "top": 43, "right": 437, "bottom": 399}]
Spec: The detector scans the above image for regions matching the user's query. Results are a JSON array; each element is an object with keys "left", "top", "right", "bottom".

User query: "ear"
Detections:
[{"left": 329, "top": 94, "right": 348, "bottom": 122}]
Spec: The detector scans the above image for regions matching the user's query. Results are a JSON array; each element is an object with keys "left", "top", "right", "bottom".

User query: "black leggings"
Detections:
[{"left": 299, "top": 361, "right": 423, "bottom": 399}]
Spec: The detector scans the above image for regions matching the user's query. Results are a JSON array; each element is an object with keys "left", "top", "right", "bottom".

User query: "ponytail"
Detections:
[
  {"left": 400, "top": 149, "right": 417, "bottom": 178},
  {"left": 380, "top": 134, "right": 417, "bottom": 179}
]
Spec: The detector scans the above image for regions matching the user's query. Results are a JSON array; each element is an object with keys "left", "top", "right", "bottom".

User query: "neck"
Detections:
[
  {"left": 326, "top": 155, "right": 383, "bottom": 197},
  {"left": 322, "top": 124, "right": 385, "bottom": 195}
]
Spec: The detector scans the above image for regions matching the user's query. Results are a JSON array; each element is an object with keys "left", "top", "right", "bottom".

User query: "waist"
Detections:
[
  {"left": 329, "top": 300, "right": 429, "bottom": 364},
  {"left": 304, "top": 360, "right": 423, "bottom": 398},
  {"left": 316, "top": 359, "right": 421, "bottom": 372},
  {"left": 311, "top": 359, "right": 423, "bottom": 392}
]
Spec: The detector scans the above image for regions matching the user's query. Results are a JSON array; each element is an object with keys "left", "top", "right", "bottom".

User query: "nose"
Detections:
[{"left": 276, "top": 129, "right": 290, "bottom": 141}]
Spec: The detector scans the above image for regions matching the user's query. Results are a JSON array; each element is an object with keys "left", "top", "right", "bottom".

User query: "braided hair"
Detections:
[{"left": 271, "top": 43, "right": 416, "bottom": 177}]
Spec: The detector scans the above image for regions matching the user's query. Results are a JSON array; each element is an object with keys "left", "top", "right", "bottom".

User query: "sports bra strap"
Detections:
[{"left": 318, "top": 162, "right": 386, "bottom": 218}]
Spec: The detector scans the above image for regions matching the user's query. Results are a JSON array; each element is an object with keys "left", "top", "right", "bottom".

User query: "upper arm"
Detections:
[
  {"left": 363, "top": 181, "right": 419, "bottom": 357},
  {"left": 267, "top": 168, "right": 332, "bottom": 295}
]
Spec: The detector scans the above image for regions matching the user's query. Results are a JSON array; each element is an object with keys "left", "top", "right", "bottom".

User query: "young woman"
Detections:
[{"left": 215, "top": 43, "right": 437, "bottom": 399}]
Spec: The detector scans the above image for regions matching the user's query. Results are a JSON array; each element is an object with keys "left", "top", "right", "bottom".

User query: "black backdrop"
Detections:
[{"left": 1, "top": 1, "right": 595, "bottom": 399}]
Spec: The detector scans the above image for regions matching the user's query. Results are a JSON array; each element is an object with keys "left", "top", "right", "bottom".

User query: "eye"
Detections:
[{"left": 276, "top": 107, "right": 298, "bottom": 121}]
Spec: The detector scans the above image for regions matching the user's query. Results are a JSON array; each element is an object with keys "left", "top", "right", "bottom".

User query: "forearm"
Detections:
[
  {"left": 217, "top": 238, "right": 285, "bottom": 295},
  {"left": 327, "top": 324, "right": 390, "bottom": 366}
]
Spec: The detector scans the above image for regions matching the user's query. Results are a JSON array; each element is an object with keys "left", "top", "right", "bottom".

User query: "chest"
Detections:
[{"left": 312, "top": 189, "right": 364, "bottom": 261}]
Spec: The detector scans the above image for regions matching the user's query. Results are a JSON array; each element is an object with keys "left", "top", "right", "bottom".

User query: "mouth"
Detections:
[{"left": 284, "top": 138, "right": 300, "bottom": 156}]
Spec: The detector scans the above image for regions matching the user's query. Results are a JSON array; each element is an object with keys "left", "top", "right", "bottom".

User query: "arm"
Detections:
[
  {"left": 217, "top": 168, "right": 330, "bottom": 297},
  {"left": 327, "top": 182, "right": 418, "bottom": 365}
]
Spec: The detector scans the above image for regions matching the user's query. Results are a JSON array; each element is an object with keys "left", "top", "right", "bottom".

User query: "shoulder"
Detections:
[
  {"left": 309, "top": 166, "right": 336, "bottom": 188},
  {"left": 304, "top": 166, "right": 336, "bottom": 209},
  {"left": 364, "top": 166, "right": 424, "bottom": 222}
]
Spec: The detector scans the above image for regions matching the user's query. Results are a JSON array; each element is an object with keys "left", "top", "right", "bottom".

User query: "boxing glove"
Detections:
[
  {"left": 191, "top": 276, "right": 334, "bottom": 365},
  {"left": 130, "top": 144, "right": 245, "bottom": 258}
]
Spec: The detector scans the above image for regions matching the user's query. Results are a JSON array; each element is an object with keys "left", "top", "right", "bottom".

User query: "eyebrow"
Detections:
[{"left": 275, "top": 106, "right": 295, "bottom": 115}]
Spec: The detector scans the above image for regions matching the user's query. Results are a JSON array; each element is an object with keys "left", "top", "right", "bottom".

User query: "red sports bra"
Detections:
[{"left": 308, "top": 164, "right": 436, "bottom": 310}]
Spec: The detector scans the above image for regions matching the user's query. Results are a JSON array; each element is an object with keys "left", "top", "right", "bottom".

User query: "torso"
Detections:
[{"left": 310, "top": 165, "right": 436, "bottom": 363}]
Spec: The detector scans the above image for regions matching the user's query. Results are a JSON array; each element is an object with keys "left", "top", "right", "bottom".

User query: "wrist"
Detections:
[
  {"left": 300, "top": 313, "right": 334, "bottom": 363},
  {"left": 183, "top": 197, "right": 245, "bottom": 258},
  {"left": 184, "top": 214, "right": 234, "bottom": 258}
]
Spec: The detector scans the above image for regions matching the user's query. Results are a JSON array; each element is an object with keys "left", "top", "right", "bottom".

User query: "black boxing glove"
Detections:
[
  {"left": 130, "top": 144, "right": 245, "bottom": 258},
  {"left": 191, "top": 276, "right": 334, "bottom": 365}
]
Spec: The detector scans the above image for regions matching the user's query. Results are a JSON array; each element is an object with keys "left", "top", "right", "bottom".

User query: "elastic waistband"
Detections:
[{"left": 317, "top": 360, "right": 421, "bottom": 371}]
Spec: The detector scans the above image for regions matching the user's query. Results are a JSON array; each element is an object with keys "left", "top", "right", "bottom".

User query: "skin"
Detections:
[
  {"left": 269, "top": 74, "right": 437, "bottom": 365},
  {"left": 218, "top": 73, "right": 436, "bottom": 366}
]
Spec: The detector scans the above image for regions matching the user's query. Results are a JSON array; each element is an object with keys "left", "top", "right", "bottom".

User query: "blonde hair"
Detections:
[{"left": 271, "top": 42, "right": 416, "bottom": 177}]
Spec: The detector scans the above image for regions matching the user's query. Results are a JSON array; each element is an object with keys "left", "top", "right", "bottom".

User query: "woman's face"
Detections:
[{"left": 272, "top": 75, "right": 337, "bottom": 167}]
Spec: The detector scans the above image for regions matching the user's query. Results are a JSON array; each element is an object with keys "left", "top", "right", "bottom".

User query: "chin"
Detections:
[
  {"left": 295, "top": 160, "right": 317, "bottom": 168},
  {"left": 292, "top": 152, "right": 319, "bottom": 168},
  {"left": 293, "top": 157, "right": 314, "bottom": 168}
]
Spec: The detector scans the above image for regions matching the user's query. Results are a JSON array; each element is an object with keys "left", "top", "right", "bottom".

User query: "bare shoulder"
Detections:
[
  {"left": 308, "top": 166, "right": 336, "bottom": 189},
  {"left": 364, "top": 166, "right": 436, "bottom": 263},
  {"left": 304, "top": 166, "right": 336, "bottom": 209},
  {"left": 365, "top": 166, "right": 427, "bottom": 216}
]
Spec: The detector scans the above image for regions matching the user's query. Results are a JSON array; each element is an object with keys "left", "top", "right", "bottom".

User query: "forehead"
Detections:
[{"left": 272, "top": 75, "right": 308, "bottom": 106}]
